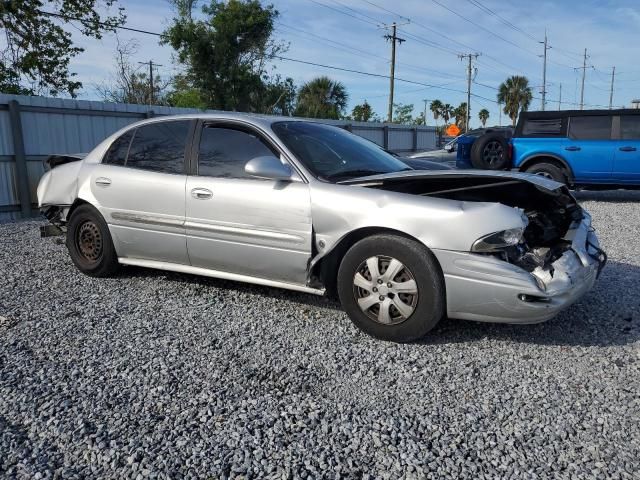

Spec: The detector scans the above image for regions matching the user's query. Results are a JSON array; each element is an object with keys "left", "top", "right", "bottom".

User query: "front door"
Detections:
[
  {"left": 564, "top": 115, "right": 614, "bottom": 182},
  {"left": 612, "top": 115, "right": 640, "bottom": 182},
  {"left": 90, "top": 120, "right": 193, "bottom": 264},
  {"left": 185, "top": 123, "right": 312, "bottom": 284}
]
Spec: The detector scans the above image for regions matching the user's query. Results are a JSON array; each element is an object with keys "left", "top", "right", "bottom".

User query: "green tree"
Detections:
[
  {"left": 351, "top": 100, "right": 374, "bottom": 122},
  {"left": 392, "top": 103, "right": 414, "bottom": 124},
  {"left": 453, "top": 102, "right": 468, "bottom": 131},
  {"left": 0, "top": 0, "right": 125, "bottom": 97},
  {"left": 441, "top": 103, "right": 454, "bottom": 125},
  {"left": 294, "top": 76, "right": 348, "bottom": 119},
  {"left": 497, "top": 75, "right": 532, "bottom": 127},
  {"left": 166, "top": 75, "right": 207, "bottom": 109},
  {"left": 163, "top": 0, "right": 286, "bottom": 112},
  {"left": 478, "top": 108, "right": 490, "bottom": 127},
  {"left": 262, "top": 75, "right": 297, "bottom": 116},
  {"left": 430, "top": 99, "right": 443, "bottom": 127}
]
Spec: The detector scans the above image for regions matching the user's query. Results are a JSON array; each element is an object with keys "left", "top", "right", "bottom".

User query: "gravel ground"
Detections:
[{"left": 1, "top": 191, "right": 639, "bottom": 479}]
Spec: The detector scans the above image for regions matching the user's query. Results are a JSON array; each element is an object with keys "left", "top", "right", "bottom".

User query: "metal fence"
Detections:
[{"left": 0, "top": 93, "right": 436, "bottom": 221}]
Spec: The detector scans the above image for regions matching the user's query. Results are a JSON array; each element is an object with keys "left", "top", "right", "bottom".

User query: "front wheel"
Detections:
[
  {"left": 337, "top": 234, "right": 445, "bottom": 343},
  {"left": 66, "top": 204, "right": 120, "bottom": 277}
]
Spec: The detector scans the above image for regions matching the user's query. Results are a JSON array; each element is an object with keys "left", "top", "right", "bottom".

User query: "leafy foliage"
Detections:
[
  {"left": 478, "top": 108, "right": 490, "bottom": 127},
  {"left": 453, "top": 102, "right": 468, "bottom": 131},
  {"left": 497, "top": 75, "right": 532, "bottom": 127},
  {"left": 294, "top": 76, "right": 348, "bottom": 119},
  {"left": 0, "top": 0, "right": 125, "bottom": 97},
  {"left": 392, "top": 103, "right": 414, "bottom": 124},
  {"left": 430, "top": 99, "right": 443, "bottom": 124},
  {"left": 350, "top": 101, "right": 374, "bottom": 122},
  {"left": 166, "top": 75, "right": 207, "bottom": 109},
  {"left": 163, "top": 0, "right": 287, "bottom": 112}
]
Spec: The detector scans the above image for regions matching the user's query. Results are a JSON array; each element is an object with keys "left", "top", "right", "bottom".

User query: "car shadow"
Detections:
[
  {"left": 120, "top": 260, "right": 638, "bottom": 348},
  {"left": 574, "top": 189, "right": 640, "bottom": 203}
]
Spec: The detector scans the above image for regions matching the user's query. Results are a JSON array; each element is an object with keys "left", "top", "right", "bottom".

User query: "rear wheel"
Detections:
[
  {"left": 525, "top": 162, "right": 568, "bottom": 184},
  {"left": 66, "top": 204, "right": 119, "bottom": 277},
  {"left": 337, "top": 234, "right": 445, "bottom": 343}
]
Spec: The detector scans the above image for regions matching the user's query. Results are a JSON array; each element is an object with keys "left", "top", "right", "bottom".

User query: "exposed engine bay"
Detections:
[{"left": 359, "top": 175, "right": 583, "bottom": 272}]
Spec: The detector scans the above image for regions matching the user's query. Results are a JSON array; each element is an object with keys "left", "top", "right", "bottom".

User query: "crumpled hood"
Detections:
[{"left": 339, "top": 169, "right": 564, "bottom": 192}]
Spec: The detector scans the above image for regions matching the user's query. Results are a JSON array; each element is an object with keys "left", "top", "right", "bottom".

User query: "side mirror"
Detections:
[
  {"left": 444, "top": 144, "right": 454, "bottom": 152},
  {"left": 244, "top": 155, "right": 295, "bottom": 181}
]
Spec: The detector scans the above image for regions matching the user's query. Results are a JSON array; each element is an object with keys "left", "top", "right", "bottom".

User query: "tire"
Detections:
[
  {"left": 470, "top": 133, "right": 509, "bottom": 170},
  {"left": 66, "top": 203, "right": 120, "bottom": 277},
  {"left": 525, "top": 162, "right": 568, "bottom": 185},
  {"left": 337, "top": 234, "right": 445, "bottom": 343}
]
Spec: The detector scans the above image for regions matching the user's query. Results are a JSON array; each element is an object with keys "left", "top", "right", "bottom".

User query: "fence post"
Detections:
[
  {"left": 383, "top": 125, "right": 389, "bottom": 150},
  {"left": 412, "top": 127, "right": 418, "bottom": 151},
  {"left": 8, "top": 100, "right": 31, "bottom": 218}
]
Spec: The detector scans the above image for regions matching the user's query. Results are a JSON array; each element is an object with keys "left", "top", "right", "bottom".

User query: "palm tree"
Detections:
[
  {"left": 478, "top": 108, "right": 490, "bottom": 127},
  {"left": 430, "top": 99, "right": 443, "bottom": 127},
  {"left": 294, "top": 76, "right": 348, "bottom": 120},
  {"left": 497, "top": 75, "right": 532, "bottom": 127},
  {"left": 441, "top": 103, "right": 454, "bottom": 125},
  {"left": 454, "top": 102, "right": 468, "bottom": 131}
]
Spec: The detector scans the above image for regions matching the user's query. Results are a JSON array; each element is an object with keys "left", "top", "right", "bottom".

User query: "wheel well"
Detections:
[
  {"left": 65, "top": 198, "right": 90, "bottom": 222},
  {"left": 310, "top": 227, "right": 436, "bottom": 298},
  {"left": 519, "top": 156, "right": 574, "bottom": 181}
]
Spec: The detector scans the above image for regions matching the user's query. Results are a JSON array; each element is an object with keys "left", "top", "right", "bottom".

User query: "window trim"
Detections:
[
  {"left": 192, "top": 119, "right": 307, "bottom": 182},
  {"left": 567, "top": 115, "right": 613, "bottom": 141}
]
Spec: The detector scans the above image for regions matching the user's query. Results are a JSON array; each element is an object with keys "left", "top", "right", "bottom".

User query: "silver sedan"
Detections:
[{"left": 37, "top": 114, "right": 606, "bottom": 342}]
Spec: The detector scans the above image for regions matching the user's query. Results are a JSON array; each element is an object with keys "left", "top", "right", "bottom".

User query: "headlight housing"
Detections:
[{"left": 471, "top": 227, "right": 525, "bottom": 252}]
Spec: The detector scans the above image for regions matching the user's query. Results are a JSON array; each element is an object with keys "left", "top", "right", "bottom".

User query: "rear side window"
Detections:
[
  {"left": 522, "top": 118, "right": 563, "bottom": 137},
  {"left": 103, "top": 131, "right": 133, "bottom": 166},
  {"left": 568, "top": 116, "right": 612, "bottom": 140},
  {"left": 198, "top": 126, "right": 276, "bottom": 178},
  {"left": 620, "top": 116, "right": 640, "bottom": 140},
  {"left": 126, "top": 120, "right": 190, "bottom": 174}
]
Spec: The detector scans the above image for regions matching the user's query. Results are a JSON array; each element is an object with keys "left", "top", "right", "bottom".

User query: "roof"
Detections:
[{"left": 520, "top": 109, "right": 640, "bottom": 120}]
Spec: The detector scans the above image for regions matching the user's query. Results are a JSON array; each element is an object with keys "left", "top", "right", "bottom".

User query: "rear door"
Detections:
[
  {"left": 564, "top": 115, "right": 614, "bottom": 182},
  {"left": 612, "top": 115, "right": 640, "bottom": 182},
  {"left": 185, "top": 122, "right": 312, "bottom": 284},
  {"left": 90, "top": 120, "right": 194, "bottom": 264}
]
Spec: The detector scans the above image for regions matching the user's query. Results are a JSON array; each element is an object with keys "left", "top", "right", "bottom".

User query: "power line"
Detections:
[
  {"left": 464, "top": 0, "right": 537, "bottom": 42},
  {"left": 306, "top": 0, "right": 380, "bottom": 26},
  {"left": 38, "top": 9, "right": 163, "bottom": 36}
]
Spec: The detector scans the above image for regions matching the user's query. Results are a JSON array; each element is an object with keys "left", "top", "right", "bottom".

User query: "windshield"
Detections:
[{"left": 272, "top": 121, "right": 411, "bottom": 181}]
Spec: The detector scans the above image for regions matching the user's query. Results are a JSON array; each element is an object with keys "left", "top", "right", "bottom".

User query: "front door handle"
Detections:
[
  {"left": 191, "top": 188, "right": 213, "bottom": 200},
  {"left": 619, "top": 146, "right": 637, "bottom": 152},
  {"left": 564, "top": 146, "right": 581, "bottom": 151},
  {"left": 95, "top": 177, "right": 112, "bottom": 187}
]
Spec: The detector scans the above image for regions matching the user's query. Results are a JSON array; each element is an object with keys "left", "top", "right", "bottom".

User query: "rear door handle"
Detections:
[
  {"left": 619, "top": 146, "right": 637, "bottom": 152},
  {"left": 95, "top": 177, "right": 111, "bottom": 187},
  {"left": 564, "top": 146, "right": 581, "bottom": 151},
  {"left": 191, "top": 188, "right": 213, "bottom": 200}
]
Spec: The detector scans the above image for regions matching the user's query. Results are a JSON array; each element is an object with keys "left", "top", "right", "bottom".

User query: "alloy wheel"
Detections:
[
  {"left": 352, "top": 255, "right": 419, "bottom": 325},
  {"left": 482, "top": 140, "right": 504, "bottom": 166}
]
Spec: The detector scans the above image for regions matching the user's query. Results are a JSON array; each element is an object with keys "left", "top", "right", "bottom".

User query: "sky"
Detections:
[{"left": 60, "top": 0, "right": 640, "bottom": 129}]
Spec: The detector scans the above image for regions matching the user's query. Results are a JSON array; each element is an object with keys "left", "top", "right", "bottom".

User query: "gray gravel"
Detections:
[{"left": 1, "top": 191, "right": 639, "bottom": 479}]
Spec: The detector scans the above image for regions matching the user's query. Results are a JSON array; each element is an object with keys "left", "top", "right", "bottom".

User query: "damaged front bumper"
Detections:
[{"left": 433, "top": 213, "right": 606, "bottom": 324}]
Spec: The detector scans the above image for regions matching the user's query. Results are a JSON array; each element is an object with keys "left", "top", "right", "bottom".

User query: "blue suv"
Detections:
[{"left": 457, "top": 110, "right": 640, "bottom": 187}]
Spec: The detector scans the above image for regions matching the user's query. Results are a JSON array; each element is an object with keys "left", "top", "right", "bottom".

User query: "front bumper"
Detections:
[{"left": 433, "top": 214, "right": 605, "bottom": 324}]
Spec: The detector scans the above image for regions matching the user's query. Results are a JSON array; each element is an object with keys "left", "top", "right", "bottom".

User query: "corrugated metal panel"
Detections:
[
  {"left": 417, "top": 130, "right": 437, "bottom": 150},
  {"left": 0, "top": 161, "right": 18, "bottom": 213},
  {"left": 352, "top": 127, "right": 384, "bottom": 146},
  {"left": 388, "top": 128, "right": 414, "bottom": 151}
]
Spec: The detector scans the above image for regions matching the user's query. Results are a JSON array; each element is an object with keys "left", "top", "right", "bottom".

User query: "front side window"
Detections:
[
  {"left": 272, "top": 121, "right": 411, "bottom": 181},
  {"left": 620, "top": 115, "right": 640, "bottom": 140},
  {"left": 103, "top": 131, "right": 133, "bottom": 166},
  {"left": 568, "top": 116, "right": 612, "bottom": 140},
  {"left": 126, "top": 120, "right": 190, "bottom": 174},
  {"left": 198, "top": 126, "right": 276, "bottom": 178}
]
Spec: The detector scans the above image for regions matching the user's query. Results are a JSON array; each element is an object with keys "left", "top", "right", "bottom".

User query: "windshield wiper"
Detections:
[{"left": 326, "top": 169, "right": 384, "bottom": 181}]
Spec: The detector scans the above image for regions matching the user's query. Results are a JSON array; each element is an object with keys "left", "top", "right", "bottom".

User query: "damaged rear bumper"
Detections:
[{"left": 433, "top": 214, "right": 605, "bottom": 324}]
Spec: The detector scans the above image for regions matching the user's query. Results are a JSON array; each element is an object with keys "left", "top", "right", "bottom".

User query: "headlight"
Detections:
[{"left": 471, "top": 227, "right": 525, "bottom": 252}]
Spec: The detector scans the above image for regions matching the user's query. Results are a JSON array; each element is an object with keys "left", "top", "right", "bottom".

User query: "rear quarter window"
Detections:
[
  {"left": 620, "top": 115, "right": 640, "bottom": 140},
  {"left": 521, "top": 118, "right": 564, "bottom": 137}
]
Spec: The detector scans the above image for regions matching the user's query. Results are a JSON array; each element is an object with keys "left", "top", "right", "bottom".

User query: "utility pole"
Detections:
[
  {"left": 138, "top": 60, "right": 163, "bottom": 104},
  {"left": 578, "top": 48, "right": 588, "bottom": 110},
  {"left": 422, "top": 99, "right": 429, "bottom": 125},
  {"left": 609, "top": 66, "right": 616, "bottom": 109},
  {"left": 459, "top": 53, "right": 479, "bottom": 133},
  {"left": 498, "top": 101, "right": 501, "bottom": 126},
  {"left": 384, "top": 23, "right": 405, "bottom": 123},
  {"left": 539, "top": 31, "right": 550, "bottom": 111},
  {"left": 558, "top": 83, "right": 562, "bottom": 110}
]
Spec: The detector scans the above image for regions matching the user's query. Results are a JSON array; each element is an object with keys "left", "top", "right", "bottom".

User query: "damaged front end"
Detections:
[{"left": 348, "top": 171, "right": 606, "bottom": 322}]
